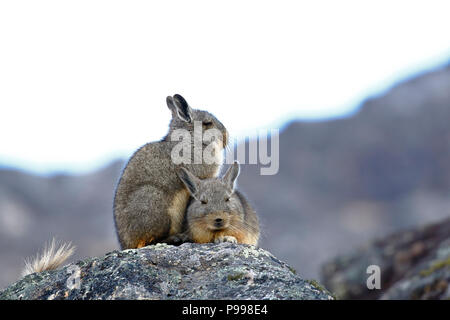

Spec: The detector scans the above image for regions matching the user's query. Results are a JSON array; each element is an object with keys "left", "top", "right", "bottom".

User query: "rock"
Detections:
[
  {"left": 0, "top": 242, "right": 334, "bottom": 300},
  {"left": 380, "top": 239, "right": 450, "bottom": 300},
  {"left": 320, "top": 217, "right": 450, "bottom": 299}
]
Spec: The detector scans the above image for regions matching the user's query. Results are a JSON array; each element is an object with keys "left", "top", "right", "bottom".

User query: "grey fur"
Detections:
[
  {"left": 113, "top": 94, "right": 228, "bottom": 249},
  {"left": 166, "top": 161, "right": 260, "bottom": 246}
]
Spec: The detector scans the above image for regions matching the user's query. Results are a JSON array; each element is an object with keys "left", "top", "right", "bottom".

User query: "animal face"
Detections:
[
  {"left": 177, "top": 161, "right": 243, "bottom": 233},
  {"left": 186, "top": 181, "right": 244, "bottom": 231},
  {"left": 167, "top": 94, "right": 229, "bottom": 148}
]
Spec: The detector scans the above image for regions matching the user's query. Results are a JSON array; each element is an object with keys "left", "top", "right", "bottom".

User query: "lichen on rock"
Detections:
[
  {"left": 0, "top": 242, "right": 334, "bottom": 300},
  {"left": 321, "top": 217, "right": 450, "bottom": 300}
]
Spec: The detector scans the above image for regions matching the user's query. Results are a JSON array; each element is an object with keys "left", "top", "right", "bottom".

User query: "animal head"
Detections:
[
  {"left": 177, "top": 161, "right": 243, "bottom": 232},
  {"left": 166, "top": 94, "right": 229, "bottom": 149}
]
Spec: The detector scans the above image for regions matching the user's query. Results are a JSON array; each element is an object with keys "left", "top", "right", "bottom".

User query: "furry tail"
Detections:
[{"left": 22, "top": 238, "right": 75, "bottom": 276}]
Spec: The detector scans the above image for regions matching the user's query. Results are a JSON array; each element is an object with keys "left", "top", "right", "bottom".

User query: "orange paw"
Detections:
[
  {"left": 136, "top": 239, "right": 146, "bottom": 249},
  {"left": 136, "top": 237, "right": 154, "bottom": 249}
]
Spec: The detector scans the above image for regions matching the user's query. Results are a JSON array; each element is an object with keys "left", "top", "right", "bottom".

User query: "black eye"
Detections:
[
  {"left": 201, "top": 199, "right": 208, "bottom": 204},
  {"left": 225, "top": 197, "right": 230, "bottom": 202},
  {"left": 203, "top": 121, "right": 213, "bottom": 127}
]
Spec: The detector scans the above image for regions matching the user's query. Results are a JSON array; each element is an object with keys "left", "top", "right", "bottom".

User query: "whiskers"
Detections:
[{"left": 228, "top": 218, "right": 259, "bottom": 234}]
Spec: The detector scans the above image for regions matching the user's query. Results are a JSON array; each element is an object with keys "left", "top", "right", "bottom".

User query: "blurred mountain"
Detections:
[
  {"left": 1, "top": 63, "right": 450, "bottom": 289},
  {"left": 237, "top": 63, "right": 450, "bottom": 279},
  {"left": 0, "top": 161, "right": 124, "bottom": 288}
]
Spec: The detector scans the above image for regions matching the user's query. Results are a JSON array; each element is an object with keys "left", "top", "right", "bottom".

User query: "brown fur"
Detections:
[
  {"left": 136, "top": 239, "right": 150, "bottom": 249},
  {"left": 188, "top": 211, "right": 257, "bottom": 245},
  {"left": 167, "top": 162, "right": 260, "bottom": 246},
  {"left": 113, "top": 94, "right": 228, "bottom": 249}
]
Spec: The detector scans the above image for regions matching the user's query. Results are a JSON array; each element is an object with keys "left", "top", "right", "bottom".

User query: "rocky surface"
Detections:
[
  {"left": 0, "top": 243, "right": 334, "bottom": 300},
  {"left": 381, "top": 239, "right": 450, "bottom": 300},
  {"left": 321, "top": 217, "right": 450, "bottom": 299}
]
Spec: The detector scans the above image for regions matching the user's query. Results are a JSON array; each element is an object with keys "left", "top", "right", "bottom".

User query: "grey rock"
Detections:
[
  {"left": 0, "top": 242, "right": 334, "bottom": 300},
  {"left": 321, "top": 217, "right": 450, "bottom": 300},
  {"left": 380, "top": 239, "right": 450, "bottom": 300}
]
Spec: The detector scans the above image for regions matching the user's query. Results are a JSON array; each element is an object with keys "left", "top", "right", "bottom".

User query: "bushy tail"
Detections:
[{"left": 22, "top": 238, "right": 75, "bottom": 276}]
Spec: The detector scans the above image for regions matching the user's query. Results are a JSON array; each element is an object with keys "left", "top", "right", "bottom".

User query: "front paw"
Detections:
[
  {"left": 214, "top": 235, "right": 237, "bottom": 244},
  {"left": 162, "top": 233, "right": 190, "bottom": 245}
]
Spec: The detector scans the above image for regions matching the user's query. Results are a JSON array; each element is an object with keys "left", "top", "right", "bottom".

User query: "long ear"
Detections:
[
  {"left": 167, "top": 94, "right": 193, "bottom": 123},
  {"left": 177, "top": 167, "right": 200, "bottom": 197},
  {"left": 222, "top": 161, "right": 240, "bottom": 190},
  {"left": 166, "top": 96, "right": 177, "bottom": 117}
]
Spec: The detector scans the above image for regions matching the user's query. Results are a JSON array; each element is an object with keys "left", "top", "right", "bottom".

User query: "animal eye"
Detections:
[
  {"left": 203, "top": 121, "right": 213, "bottom": 127},
  {"left": 225, "top": 197, "right": 230, "bottom": 202},
  {"left": 201, "top": 199, "right": 208, "bottom": 204}
]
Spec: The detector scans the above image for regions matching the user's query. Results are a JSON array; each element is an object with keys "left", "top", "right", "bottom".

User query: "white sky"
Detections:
[{"left": 1, "top": 1, "right": 450, "bottom": 174}]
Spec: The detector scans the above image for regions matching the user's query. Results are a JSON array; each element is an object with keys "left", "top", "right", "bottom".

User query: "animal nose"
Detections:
[{"left": 214, "top": 218, "right": 223, "bottom": 228}]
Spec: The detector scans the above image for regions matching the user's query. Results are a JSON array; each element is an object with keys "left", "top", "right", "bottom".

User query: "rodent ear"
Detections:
[
  {"left": 170, "top": 94, "right": 193, "bottom": 123},
  {"left": 177, "top": 167, "right": 200, "bottom": 197},
  {"left": 166, "top": 96, "right": 177, "bottom": 116},
  {"left": 222, "top": 161, "right": 240, "bottom": 190}
]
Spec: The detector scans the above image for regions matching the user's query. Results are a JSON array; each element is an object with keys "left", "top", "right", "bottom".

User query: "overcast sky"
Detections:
[{"left": 1, "top": 1, "right": 450, "bottom": 174}]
